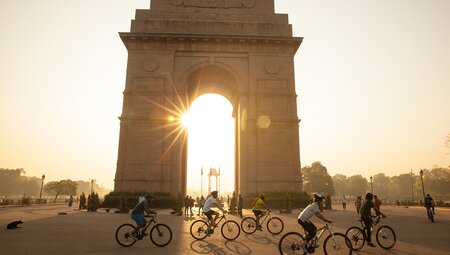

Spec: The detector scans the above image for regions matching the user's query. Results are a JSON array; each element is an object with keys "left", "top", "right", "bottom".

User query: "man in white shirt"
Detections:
[
  {"left": 203, "top": 191, "right": 225, "bottom": 231},
  {"left": 297, "top": 193, "right": 332, "bottom": 252}
]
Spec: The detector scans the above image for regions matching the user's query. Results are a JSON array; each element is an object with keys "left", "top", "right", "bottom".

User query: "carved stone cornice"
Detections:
[{"left": 120, "top": 33, "right": 302, "bottom": 54}]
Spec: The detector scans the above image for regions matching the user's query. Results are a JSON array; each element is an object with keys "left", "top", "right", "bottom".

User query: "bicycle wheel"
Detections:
[
  {"left": 278, "top": 232, "right": 305, "bottom": 255},
  {"left": 150, "top": 223, "right": 172, "bottom": 247},
  {"left": 221, "top": 220, "right": 241, "bottom": 241},
  {"left": 376, "top": 225, "right": 396, "bottom": 250},
  {"left": 241, "top": 217, "right": 257, "bottom": 234},
  {"left": 267, "top": 217, "right": 284, "bottom": 235},
  {"left": 115, "top": 223, "right": 137, "bottom": 247},
  {"left": 323, "top": 232, "right": 352, "bottom": 255},
  {"left": 345, "top": 226, "right": 365, "bottom": 251},
  {"left": 428, "top": 209, "right": 435, "bottom": 222},
  {"left": 190, "top": 220, "right": 209, "bottom": 240}
]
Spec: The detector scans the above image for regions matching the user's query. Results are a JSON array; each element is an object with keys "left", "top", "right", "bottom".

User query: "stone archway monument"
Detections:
[{"left": 114, "top": 0, "right": 303, "bottom": 196}]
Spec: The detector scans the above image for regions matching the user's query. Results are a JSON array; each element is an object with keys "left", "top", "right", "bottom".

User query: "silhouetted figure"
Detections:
[{"left": 238, "top": 194, "right": 243, "bottom": 218}]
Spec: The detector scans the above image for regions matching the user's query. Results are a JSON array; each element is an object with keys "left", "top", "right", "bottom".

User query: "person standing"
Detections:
[
  {"left": 355, "top": 196, "right": 362, "bottom": 215},
  {"left": 189, "top": 196, "right": 194, "bottom": 216},
  {"left": 238, "top": 194, "right": 243, "bottom": 218},
  {"left": 374, "top": 195, "right": 381, "bottom": 215},
  {"left": 342, "top": 195, "right": 347, "bottom": 210},
  {"left": 184, "top": 195, "right": 190, "bottom": 216},
  {"left": 198, "top": 195, "right": 205, "bottom": 216}
]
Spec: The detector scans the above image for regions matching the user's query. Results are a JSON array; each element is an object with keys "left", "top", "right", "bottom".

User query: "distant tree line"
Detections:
[
  {"left": 302, "top": 163, "right": 450, "bottom": 202},
  {"left": 0, "top": 168, "right": 111, "bottom": 199}
]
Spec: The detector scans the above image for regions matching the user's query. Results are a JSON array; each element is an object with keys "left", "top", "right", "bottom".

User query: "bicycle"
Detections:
[
  {"left": 345, "top": 215, "right": 396, "bottom": 251},
  {"left": 241, "top": 210, "right": 284, "bottom": 235},
  {"left": 115, "top": 214, "right": 172, "bottom": 247},
  {"left": 190, "top": 212, "right": 241, "bottom": 241},
  {"left": 426, "top": 206, "right": 435, "bottom": 223},
  {"left": 279, "top": 222, "right": 352, "bottom": 255}
]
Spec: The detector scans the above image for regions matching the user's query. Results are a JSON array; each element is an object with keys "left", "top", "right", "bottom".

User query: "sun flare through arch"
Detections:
[{"left": 184, "top": 93, "right": 235, "bottom": 198}]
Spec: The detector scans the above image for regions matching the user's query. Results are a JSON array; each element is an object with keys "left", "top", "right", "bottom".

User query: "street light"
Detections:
[
  {"left": 411, "top": 169, "right": 414, "bottom": 203},
  {"left": 419, "top": 170, "right": 425, "bottom": 199},
  {"left": 39, "top": 174, "right": 45, "bottom": 200},
  {"left": 370, "top": 176, "right": 373, "bottom": 193}
]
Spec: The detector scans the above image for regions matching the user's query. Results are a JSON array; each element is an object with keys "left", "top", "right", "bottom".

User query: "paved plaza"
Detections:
[{"left": 1, "top": 204, "right": 449, "bottom": 255}]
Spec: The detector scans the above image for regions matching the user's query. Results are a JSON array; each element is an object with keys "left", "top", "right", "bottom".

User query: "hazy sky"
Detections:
[{"left": 1, "top": 0, "right": 449, "bottom": 190}]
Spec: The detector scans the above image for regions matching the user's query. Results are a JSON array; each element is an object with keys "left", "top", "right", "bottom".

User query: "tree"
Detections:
[
  {"left": 44, "top": 179, "right": 78, "bottom": 202},
  {"left": 424, "top": 166, "right": 450, "bottom": 200},
  {"left": 372, "top": 173, "right": 390, "bottom": 199},
  {"left": 332, "top": 174, "right": 348, "bottom": 196},
  {"left": 389, "top": 174, "right": 414, "bottom": 201},
  {"left": 346, "top": 175, "right": 368, "bottom": 197},
  {"left": 79, "top": 193, "right": 86, "bottom": 210},
  {"left": 302, "top": 162, "right": 334, "bottom": 195},
  {"left": 445, "top": 132, "right": 450, "bottom": 148},
  {"left": 0, "top": 168, "right": 42, "bottom": 197}
]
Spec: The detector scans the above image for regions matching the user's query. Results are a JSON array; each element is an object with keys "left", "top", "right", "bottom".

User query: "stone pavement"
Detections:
[{"left": 1, "top": 204, "right": 449, "bottom": 255}]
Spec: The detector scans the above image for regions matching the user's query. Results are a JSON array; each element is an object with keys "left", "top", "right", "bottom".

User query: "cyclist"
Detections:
[
  {"left": 297, "top": 193, "right": 332, "bottom": 253},
  {"left": 252, "top": 193, "right": 270, "bottom": 231},
  {"left": 360, "top": 192, "right": 386, "bottom": 247},
  {"left": 424, "top": 194, "right": 435, "bottom": 218},
  {"left": 203, "top": 191, "right": 226, "bottom": 232},
  {"left": 130, "top": 194, "right": 157, "bottom": 240}
]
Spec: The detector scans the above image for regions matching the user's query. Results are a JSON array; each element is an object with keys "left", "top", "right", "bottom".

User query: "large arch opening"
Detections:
[{"left": 183, "top": 93, "right": 235, "bottom": 199}]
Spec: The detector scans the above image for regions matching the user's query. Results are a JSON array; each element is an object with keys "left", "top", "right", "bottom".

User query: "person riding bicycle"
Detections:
[
  {"left": 202, "top": 191, "right": 226, "bottom": 232},
  {"left": 130, "top": 194, "right": 157, "bottom": 240},
  {"left": 252, "top": 193, "right": 270, "bottom": 231},
  {"left": 297, "top": 193, "right": 332, "bottom": 253},
  {"left": 360, "top": 192, "right": 386, "bottom": 247},
  {"left": 424, "top": 194, "right": 435, "bottom": 216}
]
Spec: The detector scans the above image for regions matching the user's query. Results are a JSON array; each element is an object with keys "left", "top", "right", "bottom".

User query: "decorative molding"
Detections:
[
  {"left": 171, "top": 0, "right": 252, "bottom": 8},
  {"left": 122, "top": 35, "right": 301, "bottom": 54}
]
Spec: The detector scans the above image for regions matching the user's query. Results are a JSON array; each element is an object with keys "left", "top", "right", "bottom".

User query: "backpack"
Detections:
[{"left": 251, "top": 198, "right": 258, "bottom": 207}]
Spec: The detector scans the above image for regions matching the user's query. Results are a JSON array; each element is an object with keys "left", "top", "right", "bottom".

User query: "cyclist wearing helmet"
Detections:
[
  {"left": 130, "top": 194, "right": 157, "bottom": 240},
  {"left": 203, "top": 191, "right": 225, "bottom": 231},
  {"left": 360, "top": 192, "right": 386, "bottom": 247},
  {"left": 297, "top": 193, "right": 332, "bottom": 253},
  {"left": 252, "top": 193, "right": 270, "bottom": 231}
]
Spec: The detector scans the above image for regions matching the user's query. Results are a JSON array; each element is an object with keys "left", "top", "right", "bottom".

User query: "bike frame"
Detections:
[
  {"left": 140, "top": 215, "right": 157, "bottom": 234},
  {"left": 257, "top": 211, "right": 275, "bottom": 226},
  {"left": 311, "top": 223, "right": 334, "bottom": 244},
  {"left": 202, "top": 212, "right": 229, "bottom": 229}
]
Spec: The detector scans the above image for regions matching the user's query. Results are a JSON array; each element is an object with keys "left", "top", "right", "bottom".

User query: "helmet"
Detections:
[
  {"left": 426, "top": 194, "right": 431, "bottom": 197},
  {"left": 365, "top": 192, "right": 373, "bottom": 200},
  {"left": 313, "top": 193, "right": 325, "bottom": 201},
  {"left": 211, "top": 191, "right": 218, "bottom": 197},
  {"left": 145, "top": 194, "right": 154, "bottom": 200},
  {"left": 259, "top": 193, "right": 265, "bottom": 198}
]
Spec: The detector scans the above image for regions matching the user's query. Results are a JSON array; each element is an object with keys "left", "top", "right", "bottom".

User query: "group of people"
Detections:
[{"left": 129, "top": 190, "right": 440, "bottom": 251}]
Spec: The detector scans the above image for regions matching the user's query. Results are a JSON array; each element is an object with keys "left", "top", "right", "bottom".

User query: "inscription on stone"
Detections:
[
  {"left": 134, "top": 77, "right": 164, "bottom": 92},
  {"left": 170, "top": 0, "right": 255, "bottom": 8}
]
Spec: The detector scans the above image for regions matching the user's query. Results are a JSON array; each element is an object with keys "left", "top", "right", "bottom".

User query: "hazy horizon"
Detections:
[{"left": 1, "top": 0, "right": 449, "bottom": 190}]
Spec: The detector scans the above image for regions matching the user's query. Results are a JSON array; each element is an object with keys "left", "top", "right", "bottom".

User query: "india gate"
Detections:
[{"left": 114, "top": 0, "right": 303, "bottom": 196}]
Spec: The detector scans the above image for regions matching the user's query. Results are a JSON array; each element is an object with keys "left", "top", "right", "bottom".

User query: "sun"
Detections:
[{"left": 181, "top": 112, "right": 191, "bottom": 128}]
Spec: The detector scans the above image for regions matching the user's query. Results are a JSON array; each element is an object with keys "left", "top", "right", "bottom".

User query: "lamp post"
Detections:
[
  {"left": 411, "top": 169, "right": 414, "bottom": 203},
  {"left": 39, "top": 174, "right": 45, "bottom": 200},
  {"left": 370, "top": 176, "right": 373, "bottom": 193},
  {"left": 419, "top": 170, "right": 425, "bottom": 199}
]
